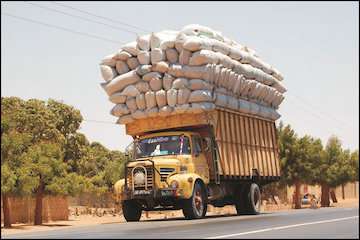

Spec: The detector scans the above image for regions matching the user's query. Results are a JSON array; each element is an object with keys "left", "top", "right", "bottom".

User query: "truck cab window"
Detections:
[{"left": 192, "top": 136, "right": 202, "bottom": 156}]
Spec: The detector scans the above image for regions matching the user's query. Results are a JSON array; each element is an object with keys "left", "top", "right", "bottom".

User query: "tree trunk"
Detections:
[
  {"left": 294, "top": 181, "right": 302, "bottom": 209},
  {"left": 330, "top": 189, "right": 337, "bottom": 203},
  {"left": 321, "top": 184, "right": 330, "bottom": 207},
  {"left": 34, "top": 182, "right": 44, "bottom": 225},
  {"left": 2, "top": 194, "right": 12, "bottom": 228},
  {"left": 341, "top": 184, "right": 345, "bottom": 200}
]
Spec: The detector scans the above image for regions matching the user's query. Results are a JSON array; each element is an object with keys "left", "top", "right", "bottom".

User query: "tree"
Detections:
[
  {"left": 277, "top": 122, "right": 322, "bottom": 209},
  {"left": 1, "top": 97, "right": 89, "bottom": 226},
  {"left": 312, "top": 136, "right": 355, "bottom": 207},
  {"left": 1, "top": 97, "right": 37, "bottom": 227}
]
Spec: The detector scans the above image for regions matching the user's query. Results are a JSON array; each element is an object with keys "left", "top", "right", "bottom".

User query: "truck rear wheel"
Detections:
[
  {"left": 236, "top": 183, "right": 261, "bottom": 215},
  {"left": 122, "top": 200, "right": 142, "bottom": 222},
  {"left": 183, "top": 181, "right": 207, "bottom": 220}
]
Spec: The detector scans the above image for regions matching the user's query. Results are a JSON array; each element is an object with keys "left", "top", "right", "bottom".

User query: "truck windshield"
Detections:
[{"left": 135, "top": 135, "right": 191, "bottom": 158}]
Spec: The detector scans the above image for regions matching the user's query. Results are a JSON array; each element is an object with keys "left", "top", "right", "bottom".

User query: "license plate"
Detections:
[
  {"left": 161, "top": 190, "right": 174, "bottom": 197},
  {"left": 133, "top": 189, "right": 151, "bottom": 195}
]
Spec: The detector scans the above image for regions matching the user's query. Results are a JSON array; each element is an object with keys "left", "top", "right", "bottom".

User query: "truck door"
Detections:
[{"left": 191, "top": 135, "right": 210, "bottom": 183}]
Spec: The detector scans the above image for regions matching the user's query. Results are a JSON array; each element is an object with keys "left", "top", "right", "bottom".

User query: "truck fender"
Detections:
[
  {"left": 113, "top": 179, "right": 126, "bottom": 203},
  {"left": 167, "top": 173, "right": 206, "bottom": 199}
]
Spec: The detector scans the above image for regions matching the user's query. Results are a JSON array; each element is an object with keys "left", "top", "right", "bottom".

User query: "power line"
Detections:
[
  {"left": 50, "top": 1, "right": 151, "bottom": 33},
  {"left": 25, "top": 1, "right": 139, "bottom": 36},
  {"left": 2, "top": 12, "right": 121, "bottom": 44},
  {"left": 285, "top": 95, "right": 353, "bottom": 135},
  {"left": 288, "top": 92, "right": 353, "bottom": 129}
]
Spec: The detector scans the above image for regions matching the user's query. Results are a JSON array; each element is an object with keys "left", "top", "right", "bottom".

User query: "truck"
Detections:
[{"left": 114, "top": 107, "right": 280, "bottom": 221}]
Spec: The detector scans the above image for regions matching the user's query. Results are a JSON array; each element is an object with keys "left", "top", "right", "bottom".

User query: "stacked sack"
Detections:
[{"left": 99, "top": 24, "right": 286, "bottom": 125}]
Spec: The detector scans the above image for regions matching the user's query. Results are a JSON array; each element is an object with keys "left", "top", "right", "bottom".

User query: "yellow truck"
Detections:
[{"left": 114, "top": 107, "right": 280, "bottom": 221}]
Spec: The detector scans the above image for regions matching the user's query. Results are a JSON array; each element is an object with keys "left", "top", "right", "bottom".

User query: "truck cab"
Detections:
[{"left": 115, "top": 130, "right": 213, "bottom": 221}]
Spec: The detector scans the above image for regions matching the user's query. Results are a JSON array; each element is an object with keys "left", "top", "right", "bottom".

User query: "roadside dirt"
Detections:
[{"left": 1, "top": 198, "right": 358, "bottom": 236}]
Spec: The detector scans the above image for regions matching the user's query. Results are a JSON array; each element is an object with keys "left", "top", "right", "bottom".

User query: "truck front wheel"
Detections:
[
  {"left": 236, "top": 183, "right": 261, "bottom": 215},
  {"left": 122, "top": 200, "right": 142, "bottom": 222},
  {"left": 182, "top": 181, "right": 207, "bottom": 219}
]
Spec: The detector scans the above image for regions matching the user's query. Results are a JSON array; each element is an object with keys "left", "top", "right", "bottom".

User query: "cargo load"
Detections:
[{"left": 99, "top": 24, "right": 286, "bottom": 125}]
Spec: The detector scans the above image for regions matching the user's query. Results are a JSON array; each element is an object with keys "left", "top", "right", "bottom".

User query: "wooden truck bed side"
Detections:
[{"left": 213, "top": 108, "right": 280, "bottom": 180}]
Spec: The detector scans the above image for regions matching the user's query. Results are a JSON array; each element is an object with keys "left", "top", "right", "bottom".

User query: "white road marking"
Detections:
[{"left": 206, "top": 215, "right": 359, "bottom": 239}]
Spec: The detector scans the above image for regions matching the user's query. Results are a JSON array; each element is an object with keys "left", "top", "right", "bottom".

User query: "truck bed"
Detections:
[{"left": 125, "top": 108, "right": 280, "bottom": 181}]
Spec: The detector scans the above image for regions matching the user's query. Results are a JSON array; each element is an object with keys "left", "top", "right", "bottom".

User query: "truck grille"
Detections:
[
  {"left": 160, "top": 168, "right": 175, "bottom": 182},
  {"left": 127, "top": 166, "right": 153, "bottom": 190}
]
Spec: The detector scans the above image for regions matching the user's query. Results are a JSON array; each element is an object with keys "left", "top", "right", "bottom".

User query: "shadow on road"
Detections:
[{"left": 141, "top": 212, "right": 272, "bottom": 222}]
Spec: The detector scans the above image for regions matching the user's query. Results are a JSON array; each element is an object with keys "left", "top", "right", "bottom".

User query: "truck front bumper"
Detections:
[{"left": 123, "top": 188, "right": 184, "bottom": 200}]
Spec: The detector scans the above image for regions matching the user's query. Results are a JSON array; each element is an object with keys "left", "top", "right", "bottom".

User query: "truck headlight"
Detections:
[{"left": 170, "top": 180, "right": 179, "bottom": 189}]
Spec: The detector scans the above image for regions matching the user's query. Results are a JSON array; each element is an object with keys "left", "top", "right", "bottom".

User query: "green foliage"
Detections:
[
  {"left": 0, "top": 97, "right": 88, "bottom": 197},
  {"left": 350, "top": 150, "right": 359, "bottom": 181}
]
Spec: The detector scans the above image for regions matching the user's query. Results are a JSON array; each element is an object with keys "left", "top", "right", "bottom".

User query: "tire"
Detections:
[
  {"left": 122, "top": 200, "right": 142, "bottom": 222},
  {"left": 235, "top": 183, "right": 261, "bottom": 215},
  {"left": 182, "top": 181, "right": 207, "bottom": 220}
]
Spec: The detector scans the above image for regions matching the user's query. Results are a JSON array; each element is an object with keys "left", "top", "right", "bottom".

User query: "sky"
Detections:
[{"left": 1, "top": 1, "right": 359, "bottom": 151}]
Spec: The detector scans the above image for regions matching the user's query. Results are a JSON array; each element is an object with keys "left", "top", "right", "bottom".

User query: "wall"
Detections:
[{"left": 1, "top": 195, "right": 69, "bottom": 224}]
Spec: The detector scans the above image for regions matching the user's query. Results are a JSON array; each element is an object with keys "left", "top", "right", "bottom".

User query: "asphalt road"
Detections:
[{"left": 3, "top": 207, "right": 358, "bottom": 239}]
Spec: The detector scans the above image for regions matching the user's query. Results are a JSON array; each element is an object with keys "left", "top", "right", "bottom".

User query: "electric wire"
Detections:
[
  {"left": 25, "top": 1, "right": 139, "bottom": 36},
  {"left": 50, "top": 1, "right": 151, "bottom": 33},
  {"left": 2, "top": 12, "right": 121, "bottom": 44}
]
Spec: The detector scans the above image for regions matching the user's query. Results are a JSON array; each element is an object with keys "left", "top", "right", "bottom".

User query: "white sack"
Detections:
[
  {"left": 227, "top": 96, "right": 238, "bottom": 110},
  {"left": 132, "top": 110, "right": 147, "bottom": 119},
  {"left": 115, "top": 61, "right": 130, "bottom": 75},
  {"left": 143, "top": 72, "right": 162, "bottom": 82},
  {"left": 155, "top": 90, "right": 167, "bottom": 107},
  {"left": 135, "top": 81, "right": 150, "bottom": 93},
  {"left": 136, "top": 65, "right": 152, "bottom": 76},
  {"left": 145, "top": 91, "right": 157, "bottom": 109},
  {"left": 150, "top": 31, "right": 177, "bottom": 50},
  {"left": 100, "top": 65, "right": 117, "bottom": 81},
  {"left": 121, "top": 85, "right": 140, "bottom": 97},
  {"left": 150, "top": 48, "right": 164, "bottom": 64},
  {"left": 136, "top": 93, "right": 146, "bottom": 110},
  {"left": 101, "top": 53, "right": 116, "bottom": 67},
  {"left": 165, "top": 48, "right": 179, "bottom": 63},
  {"left": 167, "top": 88, "right": 178, "bottom": 107},
  {"left": 126, "top": 57, "right": 139, "bottom": 70},
  {"left": 109, "top": 92, "right": 127, "bottom": 104},
  {"left": 136, "top": 34, "right": 151, "bottom": 51},
  {"left": 172, "top": 78, "right": 189, "bottom": 89},
  {"left": 126, "top": 97, "right": 138, "bottom": 113},
  {"left": 137, "top": 51, "right": 150, "bottom": 65},
  {"left": 111, "top": 104, "right": 130, "bottom": 117},
  {"left": 188, "top": 90, "right": 213, "bottom": 103},
  {"left": 163, "top": 73, "right": 174, "bottom": 90},
  {"left": 177, "top": 88, "right": 191, "bottom": 105},
  {"left": 189, "top": 79, "right": 213, "bottom": 91},
  {"left": 152, "top": 61, "right": 169, "bottom": 73},
  {"left": 102, "top": 70, "right": 140, "bottom": 96},
  {"left": 122, "top": 41, "right": 139, "bottom": 56},
  {"left": 117, "top": 114, "right": 134, "bottom": 124},
  {"left": 158, "top": 105, "right": 173, "bottom": 117},
  {"left": 189, "top": 102, "right": 216, "bottom": 114},
  {"left": 149, "top": 77, "right": 163, "bottom": 91},
  {"left": 238, "top": 99, "right": 251, "bottom": 114},
  {"left": 115, "top": 51, "right": 132, "bottom": 61},
  {"left": 179, "top": 49, "right": 192, "bottom": 65}
]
